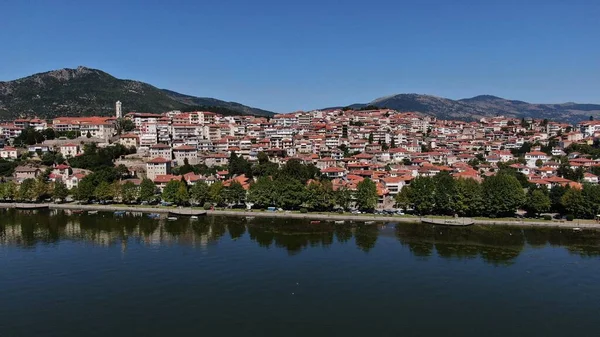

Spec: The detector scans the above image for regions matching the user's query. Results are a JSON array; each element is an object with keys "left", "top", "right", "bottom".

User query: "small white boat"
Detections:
[
  {"left": 573, "top": 227, "right": 582, "bottom": 231},
  {"left": 88, "top": 211, "right": 98, "bottom": 215},
  {"left": 190, "top": 216, "right": 199, "bottom": 220},
  {"left": 334, "top": 220, "right": 345, "bottom": 224},
  {"left": 167, "top": 217, "right": 178, "bottom": 221}
]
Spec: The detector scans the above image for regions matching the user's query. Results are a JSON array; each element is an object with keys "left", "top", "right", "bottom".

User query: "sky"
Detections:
[{"left": 1, "top": 0, "right": 599, "bottom": 112}]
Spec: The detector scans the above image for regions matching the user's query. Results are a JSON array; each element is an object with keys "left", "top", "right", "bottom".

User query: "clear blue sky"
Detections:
[{"left": 1, "top": 0, "right": 599, "bottom": 112}]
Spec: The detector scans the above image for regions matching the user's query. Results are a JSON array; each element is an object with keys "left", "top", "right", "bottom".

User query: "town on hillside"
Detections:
[{"left": 1, "top": 101, "right": 599, "bottom": 217}]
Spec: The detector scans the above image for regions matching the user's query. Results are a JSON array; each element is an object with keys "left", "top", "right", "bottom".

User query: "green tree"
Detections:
[
  {"left": 175, "top": 181, "right": 190, "bottom": 205},
  {"left": 222, "top": 181, "right": 246, "bottom": 206},
  {"left": 18, "top": 178, "right": 36, "bottom": 201},
  {"left": 368, "top": 133, "right": 374, "bottom": 144},
  {"left": 52, "top": 181, "right": 69, "bottom": 202},
  {"left": 121, "top": 181, "right": 138, "bottom": 203},
  {"left": 273, "top": 177, "right": 305, "bottom": 210},
  {"left": 482, "top": 173, "right": 526, "bottom": 217},
  {"left": 190, "top": 181, "right": 210, "bottom": 205},
  {"left": 394, "top": 187, "right": 411, "bottom": 210},
  {"left": 433, "top": 172, "right": 458, "bottom": 215},
  {"left": 86, "top": 131, "right": 92, "bottom": 138},
  {"left": 406, "top": 176, "right": 436, "bottom": 215},
  {"left": 33, "top": 176, "right": 49, "bottom": 201},
  {"left": 355, "top": 178, "right": 378, "bottom": 211},
  {"left": 535, "top": 159, "right": 544, "bottom": 167},
  {"left": 55, "top": 153, "right": 65, "bottom": 165},
  {"left": 209, "top": 181, "right": 224, "bottom": 205},
  {"left": 561, "top": 188, "right": 586, "bottom": 218},
  {"left": 455, "top": 178, "right": 484, "bottom": 216},
  {"left": 525, "top": 189, "right": 551, "bottom": 216},
  {"left": 549, "top": 185, "right": 567, "bottom": 214},
  {"left": 335, "top": 186, "right": 352, "bottom": 210},
  {"left": 162, "top": 180, "right": 181, "bottom": 203},
  {"left": 304, "top": 180, "right": 335, "bottom": 211},
  {"left": 41, "top": 152, "right": 56, "bottom": 166},
  {"left": 111, "top": 181, "right": 122, "bottom": 202},
  {"left": 139, "top": 178, "right": 157, "bottom": 202},
  {"left": 248, "top": 177, "right": 275, "bottom": 208},
  {"left": 95, "top": 181, "right": 113, "bottom": 201},
  {"left": 76, "top": 177, "right": 96, "bottom": 201}
]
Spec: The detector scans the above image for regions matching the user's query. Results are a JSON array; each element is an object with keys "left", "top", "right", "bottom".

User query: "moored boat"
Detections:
[
  {"left": 421, "top": 217, "right": 475, "bottom": 226},
  {"left": 167, "top": 217, "right": 178, "bottom": 221}
]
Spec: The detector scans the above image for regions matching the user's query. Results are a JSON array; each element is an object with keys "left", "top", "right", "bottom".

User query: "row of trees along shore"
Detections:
[
  {"left": 2, "top": 148, "right": 599, "bottom": 219},
  {"left": 396, "top": 169, "right": 600, "bottom": 219}
]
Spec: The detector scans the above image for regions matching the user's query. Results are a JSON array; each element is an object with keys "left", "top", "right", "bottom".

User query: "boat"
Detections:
[
  {"left": 334, "top": 220, "right": 345, "bottom": 224},
  {"left": 87, "top": 211, "right": 98, "bottom": 215},
  {"left": 420, "top": 217, "right": 475, "bottom": 226},
  {"left": 364, "top": 221, "right": 375, "bottom": 225},
  {"left": 14, "top": 203, "right": 49, "bottom": 210},
  {"left": 310, "top": 220, "right": 321, "bottom": 224},
  {"left": 114, "top": 211, "right": 126, "bottom": 216},
  {"left": 573, "top": 227, "right": 583, "bottom": 232},
  {"left": 190, "top": 216, "right": 199, "bottom": 220},
  {"left": 147, "top": 213, "right": 160, "bottom": 219},
  {"left": 72, "top": 209, "right": 84, "bottom": 214},
  {"left": 168, "top": 209, "right": 207, "bottom": 217},
  {"left": 167, "top": 217, "right": 178, "bottom": 221}
]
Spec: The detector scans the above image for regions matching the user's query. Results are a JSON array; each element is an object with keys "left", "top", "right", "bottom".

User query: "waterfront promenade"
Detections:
[{"left": 0, "top": 202, "right": 598, "bottom": 229}]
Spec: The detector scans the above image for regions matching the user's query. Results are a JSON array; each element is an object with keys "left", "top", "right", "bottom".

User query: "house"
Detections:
[
  {"left": 0, "top": 146, "right": 18, "bottom": 159},
  {"left": 380, "top": 175, "right": 413, "bottom": 195},
  {"left": 173, "top": 145, "right": 198, "bottom": 165},
  {"left": 59, "top": 143, "right": 80, "bottom": 158},
  {"left": 14, "top": 166, "right": 41, "bottom": 182},
  {"left": 28, "top": 144, "right": 50, "bottom": 154},
  {"left": 153, "top": 174, "right": 183, "bottom": 192},
  {"left": 149, "top": 143, "right": 172, "bottom": 160},
  {"left": 583, "top": 173, "right": 599, "bottom": 184},
  {"left": 65, "top": 173, "right": 86, "bottom": 190},
  {"left": 321, "top": 166, "right": 347, "bottom": 179},
  {"left": 524, "top": 151, "right": 549, "bottom": 168},
  {"left": 204, "top": 153, "right": 229, "bottom": 167},
  {"left": 119, "top": 134, "right": 139, "bottom": 148},
  {"left": 146, "top": 157, "right": 172, "bottom": 180}
]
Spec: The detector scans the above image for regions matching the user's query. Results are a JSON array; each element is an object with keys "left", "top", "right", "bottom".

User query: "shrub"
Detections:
[
  {"left": 565, "top": 214, "right": 574, "bottom": 221},
  {"left": 542, "top": 215, "right": 552, "bottom": 221},
  {"left": 203, "top": 202, "right": 212, "bottom": 210},
  {"left": 299, "top": 208, "right": 308, "bottom": 213}
]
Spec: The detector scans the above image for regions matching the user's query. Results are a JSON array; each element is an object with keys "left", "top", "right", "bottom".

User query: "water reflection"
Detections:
[{"left": 1, "top": 209, "right": 599, "bottom": 262}]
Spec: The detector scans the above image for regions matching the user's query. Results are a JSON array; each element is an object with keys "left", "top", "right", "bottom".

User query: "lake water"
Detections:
[{"left": 1, "top": 209, "right": 600, "bottom": 337}]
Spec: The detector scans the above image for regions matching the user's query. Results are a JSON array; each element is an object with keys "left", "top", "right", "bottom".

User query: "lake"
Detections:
[{"left": 1, "top": 209, "right": 600, "bottom": 337}]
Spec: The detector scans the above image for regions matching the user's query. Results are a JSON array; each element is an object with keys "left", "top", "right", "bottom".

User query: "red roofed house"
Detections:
[
  {"left": 153, "top": 175, "right": 183, "bottom": 191},
  {"left": 59, "top": 143, "right": 80, "bottom": 158},
  {"left": 149, "top": 143, "right": 172, "bottom": 160},
  {"left": 0, "top": 146, "right": 18, "bottom": 159},
  {"left": 380, "top": 175, "right": 413, "bottom": 195},
  {"left": 321, "top": 166, "right": 347, "bottom": 179},
  {"left": 525, "top": 151, "right": 549, "bottom": 168},
  {"left": 119, "top": 133, "right": 139, "bottom": 148},
  {"left": 146, "top": 157, "right": 172, "bottom": 180},
  {"left": 173, "top": 145, "right": 198, "bottom": 165}
]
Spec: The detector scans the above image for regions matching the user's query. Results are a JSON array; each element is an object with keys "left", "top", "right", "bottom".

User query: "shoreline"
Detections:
[{"left": 0, "top": 202, "right": 598, "bottom": 229}]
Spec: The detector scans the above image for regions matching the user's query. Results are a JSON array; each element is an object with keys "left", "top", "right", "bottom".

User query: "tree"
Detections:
[
  {"left": 41, "top": 152, "right": 56, "bottom": 166},
  {"left": 390, "top": 137, "right": 396, "bottom": 149},
  {"left": 394, "top": 187, "right": 411, "bottom": 210},
  {"left": 549, "top": 185, "right": 567, "bottom": 213},
  {"left": 248, "top": 177, "right": 275, "bottom": 208},
  {"left": 535, "top": 159, "right": 544, "bottom": 167},
  {"left": 209, "top": 181, "right": 224, "bottom": 205},
  {"left": 590, "top": 115, "right": 594, "bottom": 122},
  {"left": 405, "top": 176, "right": 436, "bottom": 215},
  {"left": 75, "top": 177, "right": 96, "bottom": 201},
  {"left": 561, "top": 188, "right": 586, "bottom": 218},
  {"left": 433, "top": 172, "right": 458, "bottom": 215},
  {"left": 273, "top": 177, "right": 305, "bottom": 210},
  {"left": 190, "top": 181, "right": 210, "bottom": 205},
  {"left": 455, "top": 178, "right": 484, "bottom": 216},
  {"left": 17, "top": 178, "right": 36, "bottom": 201},
  {"left": 175, "top": 181, "right": 190, "bottom": 205},
  {"left": 86, "top": 131, "right": 92, "bottom": 138},
  {"left": 228, "top": 152, "right": 251, "bottom": 177},
  {"left": 222, "top": 181, "right": 246, "bottom": 206},
  {"left": 525, "top": 189, "right": 551, "bottom": 216},
  {"left": 111, "top": 181, "right": 122, "bottom": 202},
  {"left": 55, "top": 153, "right": 65, "bottom": 165},
  {"left": 52, "top": 181, "right": 69, "bottom": 202},
  {"left": 335, "top": 186, "right": 352, "bottom": 210},
  {"left": 368, "top": 133, "right": 374, "bottom": 144},
  {"left": 162, "top": 180, "right": 182, "bottom": 203},
  {"left": 139, "top": 178, "right": 157, "bottom": 202},
  {"left": 121, "top": 181, "right": 138, "bottom": 203},
  {"left": 33, "top": 176, "right": 49, "bottom": 201},
  {"left": 304, "top": 180, "right": 335, "bottom": 211},
  {"left": 355, "top": 178, "right": 378, "bottom": 211},
  {"left": 95, "top": 181, "right": 113, "bottom": 202},
  {"left": 482, "top": 173, "right": 526, "bottom": 217}
]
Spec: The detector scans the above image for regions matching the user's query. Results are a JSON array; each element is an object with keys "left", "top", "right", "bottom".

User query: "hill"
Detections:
[
  {"left": 349, "top": 94, "right": 600, "bottom": 123},
  {"left": 0, "top": 66, "right": 275, "bottom": 119}
]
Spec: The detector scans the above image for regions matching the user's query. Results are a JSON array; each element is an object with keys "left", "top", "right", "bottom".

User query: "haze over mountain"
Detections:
[
  {"left": 0, "top": 66, "right": 275, "bottom": 119},
  {"left": 334, "top": 94, "right": 600, "bottom": 123}
]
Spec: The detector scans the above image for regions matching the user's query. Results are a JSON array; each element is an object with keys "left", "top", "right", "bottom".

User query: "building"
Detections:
[
  {"left": 119, "top": 134, "right": 139, "bottom": 148},
  {"left": 173, "top": 145, "right": 198, "bottom": 165},
  {"left": 116, "top": 101, "right": 122, "bottom": 119},
  {"left": 59, "top": 143, "right": 80, "bottom": 158},
  {"left": 146, "top": 157, "right": 171, "bottom": 180},
  {"left": 149, "top": 143, "right": 172, "bottom": 160},
  {"left": 0, "top": 147, "right": 18, "bottom": 159},
  {"left": 14, "top": 166, "right": 41, "bottom": 182}
]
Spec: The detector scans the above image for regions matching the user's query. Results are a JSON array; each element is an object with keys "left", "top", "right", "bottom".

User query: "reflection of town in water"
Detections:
[{"left": 1, "top": 209, "right": 599, "bottom": 263}]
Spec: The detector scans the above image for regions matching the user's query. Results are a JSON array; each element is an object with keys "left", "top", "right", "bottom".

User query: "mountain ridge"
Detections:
[
  {"left": 331, "top": 93, "right": 600, "bottom": 123},
  {"left": 0, "top": 66, "right": 275, "bottom": 119}
]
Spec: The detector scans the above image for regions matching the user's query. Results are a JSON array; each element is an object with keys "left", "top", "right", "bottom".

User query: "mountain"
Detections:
[
  {"left": 0, "top": 66, "right": 275, "bottom": 119},
  {"left": 355, "top": 94, "right": 600, "bottom": 123}
]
